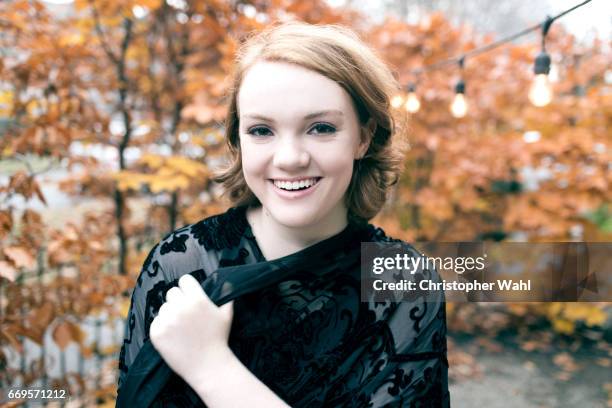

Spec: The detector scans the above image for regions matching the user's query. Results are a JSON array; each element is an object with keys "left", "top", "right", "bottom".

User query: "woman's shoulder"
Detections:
[
  {"left": 365, "top": 223, "right": 421, "bottom": 256},
  {"left": 364, "top": 222, "right": 442, "bottom": 283},
  {"left": 156, "top": 205, "right": 248, "bottom": 251},
  {"left": 140, "top": 206, "right": 250, "bottom": 283},
  {"left": 183, "top": 205, "right": 250, "bottom": 251}
]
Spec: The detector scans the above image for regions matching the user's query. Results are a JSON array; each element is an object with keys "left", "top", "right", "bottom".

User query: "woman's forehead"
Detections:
[{"left": 238, "top": 61, "right": 356, "bottom": 120}]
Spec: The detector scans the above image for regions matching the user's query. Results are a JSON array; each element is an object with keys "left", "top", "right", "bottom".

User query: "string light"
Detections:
[
  {"left": 450, "top": 57, "right": 468, "bottom": 118},
  {"left": 529, "top": 70, "right": 553, "bottom": 106},
  {"left": 391, "top": 94, "right": 404, "bottom": 109},
  {"left": 450, "top": 81, "right": 467, "bottom": 118},
  {"left": 404, "top": 83, "right": 421, "bottom": 113},
  {"left": 529, "top": 16, "right": 554, "bottom": 107},
  {"left": 401, "top": 0, "right": 592, "bottom": 114}
]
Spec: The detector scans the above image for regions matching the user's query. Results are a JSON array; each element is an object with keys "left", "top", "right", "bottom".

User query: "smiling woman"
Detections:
[
  {"left": 117, "top": 21, "right": 449, "bottom": 408},
  {"left": 236, "top": 60, "right": 370, "bottom": 254}
]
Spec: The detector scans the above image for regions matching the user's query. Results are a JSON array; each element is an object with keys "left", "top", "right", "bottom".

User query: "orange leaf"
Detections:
[
  {"left": 1, "top": 326, "right": 24, "bottom": 353},
  {"left": 0, "top": 260, "right": 17, "bottom": 282},
  {"left": 52, "top": 320, "right": 84, "bottom": 350},
  {"left": 25, "top": 303, "right": 55, "bottom": 344},
  {"left": 4, "top": 246, "right": 36, "bottom": 269},
  {"left": 33, "top": 180, "right": 47, "bottom": 205},
  {"left": 0, "top": 210, "right": 13, "bottom": 239}
]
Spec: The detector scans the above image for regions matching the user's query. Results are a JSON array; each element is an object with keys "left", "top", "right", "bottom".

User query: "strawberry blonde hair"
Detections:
[{"left": 213, "top": 21, "right": 407, "bottom": 224}]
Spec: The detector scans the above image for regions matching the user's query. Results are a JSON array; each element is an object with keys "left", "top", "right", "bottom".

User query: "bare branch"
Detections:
[{"left": 89, "top": 0, "right": 119, "bottom": 65}]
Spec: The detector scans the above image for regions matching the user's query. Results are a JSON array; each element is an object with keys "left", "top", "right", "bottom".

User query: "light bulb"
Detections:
[
  {"left": 404, "top": 92, "right": 421, "bottom": 113},
  {"left": 549, "top": 63, "right": 559, "bottom": 83},
  {"left": 450, "top": 93, "right": 468, "bottom": 118},
  {"left": 391, "top": 94, "right": 404, "bottom": 109},
  {"left": 529, "top": 74, "right": 553, "bottom": 107}
]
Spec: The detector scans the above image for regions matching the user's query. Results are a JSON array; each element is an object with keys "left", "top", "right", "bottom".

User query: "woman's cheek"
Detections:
[
  {"left": 241, "top": 146, "right": 266, "bottom": 178},
  {"left": 323, "top": 153, "right": 355, "bottom": 184}
]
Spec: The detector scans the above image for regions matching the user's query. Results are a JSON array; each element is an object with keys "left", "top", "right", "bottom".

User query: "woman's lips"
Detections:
[
  {"left": 268, "top": 177, "right": 322, "bottom": 182},
  {"left": 268, "top": 177, "right": 322, "bottom": 199}
]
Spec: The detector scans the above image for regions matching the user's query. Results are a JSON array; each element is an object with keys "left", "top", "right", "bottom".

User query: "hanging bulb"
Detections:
[
  {"left": 405, "top": 92, "right": 421, "bottom": 113},
  {"left": 548, "top": 62, "right": 559, "bottom": 83},
  {"left": 391, "top": 94, "right": 404, "bottom": 109},
  {"left": 529, "top": 74, "right": 553, "bottom": 106},
  {"left": 404, "top": 83, "right": 420, "bottom": 113},
  {"left": 529, "top": 15, "right": 553, "bottom": 107},
  {"left": 450, "top": 80, "right": 467, "bottom": 118},
  {"left": 451, "top": 94, "right": 467, "bottom": 118},
  {"left": 528, "top": 51, "right": 553, "bottom": 106}
]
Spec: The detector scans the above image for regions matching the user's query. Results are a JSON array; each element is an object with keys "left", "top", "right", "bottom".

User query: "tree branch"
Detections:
[{"left": 89, "top": 0, "right": 119, "bottom": 65}]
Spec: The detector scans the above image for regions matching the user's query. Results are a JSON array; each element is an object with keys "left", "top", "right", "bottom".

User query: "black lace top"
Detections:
[{"left": 117, "top": 205, "right": 450, "bottom": 407}]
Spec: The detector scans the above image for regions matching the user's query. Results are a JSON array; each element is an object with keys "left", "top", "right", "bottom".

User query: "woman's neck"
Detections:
[{"left": 246, "top": 204, "right": 348, "bottom": 261}]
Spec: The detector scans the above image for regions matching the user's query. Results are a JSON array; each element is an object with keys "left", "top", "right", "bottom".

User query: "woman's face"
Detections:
[{"left": 237, "top": 61, "right": 369, "bottom": 229}]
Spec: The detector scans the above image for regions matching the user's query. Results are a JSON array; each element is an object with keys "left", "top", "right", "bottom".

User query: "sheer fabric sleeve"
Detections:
[
  {"left": 117, "top": 242, "right": 169, "bottom": 391},
  {"left": 364, "top": 289, "right": 449, "bottom": 407},
  {"left": 324, "top": 245, "right": 450, "bottom": 407}
]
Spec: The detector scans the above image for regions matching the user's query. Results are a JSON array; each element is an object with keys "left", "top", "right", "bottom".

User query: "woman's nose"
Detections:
[{"left": 272, "top": 138, "right": 310, "bottom": 169}]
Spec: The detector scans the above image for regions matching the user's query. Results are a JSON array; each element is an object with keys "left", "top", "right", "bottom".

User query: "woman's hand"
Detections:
[{"left": 149, "top": 273, "right": 235, "bottom": 386}]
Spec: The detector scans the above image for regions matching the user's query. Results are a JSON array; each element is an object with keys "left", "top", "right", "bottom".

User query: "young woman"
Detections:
[{"left": 117, "top": 22, "right": 449, "bottom": 407}]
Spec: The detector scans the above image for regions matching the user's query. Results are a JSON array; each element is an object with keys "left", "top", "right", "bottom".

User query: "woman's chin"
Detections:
[{"left": 270, "top": 209, "right": 319, "bottom": 228}]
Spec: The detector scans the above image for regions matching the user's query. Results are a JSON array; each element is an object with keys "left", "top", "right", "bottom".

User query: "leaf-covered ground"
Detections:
[{"left": 449, "top": 325, "right": 612, "bottom": 407}]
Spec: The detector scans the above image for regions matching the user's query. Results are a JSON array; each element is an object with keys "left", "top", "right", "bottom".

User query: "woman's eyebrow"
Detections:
[
  {"left": 242, "top": 110, "right": 344, "bottom": 122},
  {"left": 303, "top": 110, "right": 344, "bottom": 120}
]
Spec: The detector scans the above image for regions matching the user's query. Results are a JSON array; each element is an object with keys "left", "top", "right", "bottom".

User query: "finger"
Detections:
[
  {"left": 178, "top": 274, "right": 210, "bottom": 303},
  {"left": 149, "top": 317, "right": 164, "bottom": 348},
  {"left": 165, "top": 286, "right": 183, "bottom": 304},
  {"left": 149, "top": 316, "right": 159, "bottom": 339},
  {"left": 150, "top": 311, "right": 163, "bottom": 337},
  {"left": 157, "top": 301, "right": 172, "bottom": 317}
]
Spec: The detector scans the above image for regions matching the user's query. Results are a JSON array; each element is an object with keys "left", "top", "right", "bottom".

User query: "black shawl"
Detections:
[{"left": 116, "top": 205, "right": 449, "bottom": 407}]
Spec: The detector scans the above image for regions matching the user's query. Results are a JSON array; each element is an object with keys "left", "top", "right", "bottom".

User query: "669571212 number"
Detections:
[{"left": 4, "top": 388, "right": 68, "bottom": 402}]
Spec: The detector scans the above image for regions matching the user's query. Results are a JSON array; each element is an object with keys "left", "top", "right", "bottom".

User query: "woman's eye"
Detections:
[
  {"left": 309, "top": 123, "right": 336, "bottom": 135},
  {"left": 246, "top": 123, "right": 336, "bottom": 137},
  {"left": 247, "top": 127, "right": 273, "bottom": 137}
]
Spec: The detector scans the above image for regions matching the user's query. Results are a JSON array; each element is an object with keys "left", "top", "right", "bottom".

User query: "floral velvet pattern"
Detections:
[{"left": 117, "top": 205, "right": 450, "bottom": 407}]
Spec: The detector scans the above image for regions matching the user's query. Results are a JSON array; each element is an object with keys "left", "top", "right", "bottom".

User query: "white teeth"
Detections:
[{"left": 273, "top": 178, "right": 318, "bottom": 191}]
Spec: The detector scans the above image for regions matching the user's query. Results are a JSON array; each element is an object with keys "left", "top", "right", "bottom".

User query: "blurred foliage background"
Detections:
[{"left": 0, "top": 0, "right": 610, "bottom": 406}]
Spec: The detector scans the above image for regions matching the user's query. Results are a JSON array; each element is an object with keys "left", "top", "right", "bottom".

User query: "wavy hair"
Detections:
[{"left": 213, "top": 21, "right": 407, "bottom": 224}]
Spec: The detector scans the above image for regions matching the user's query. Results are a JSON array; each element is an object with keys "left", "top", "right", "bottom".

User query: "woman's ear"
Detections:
[{"left": 357, "top": 118, "right": 376, "bottom": 159}]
